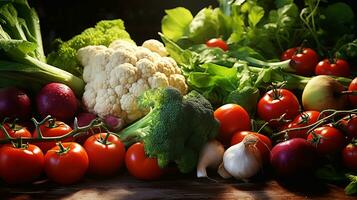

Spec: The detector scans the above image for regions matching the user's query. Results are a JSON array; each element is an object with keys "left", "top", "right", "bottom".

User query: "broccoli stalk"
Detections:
[
  {"left": 0, "top": 0, "right": 84, "bottom": 96},
  {"left": 116, "top": 87, "right": 219, "bottom": 174}
]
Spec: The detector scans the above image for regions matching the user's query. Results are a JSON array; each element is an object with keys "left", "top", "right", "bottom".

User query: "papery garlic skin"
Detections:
[{"left": 221, "top": 135, "right": 262, "bottom": 180}]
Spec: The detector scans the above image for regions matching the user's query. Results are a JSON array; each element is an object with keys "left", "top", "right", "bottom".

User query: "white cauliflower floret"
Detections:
[
  {"left": 142, "top": 39, "right": 168, "bottom": 57},
  {"left": 94, "top": 89, "right": 122, "bottom": 117},
  {"left": 80, "top": 46, "right": 112, "bottom": 82},
  {"left": 78, "top": 38, "right": 188, "bottom": 123},
  {"left": 148, "top": 72, "right": 169, "bottom": 89},
  {"left": 135, "top": 47, "right": 158, "bottom": 62},
  {"left": 77, "top": 45, "right": 108, "bottom": 66},
  {"left": 155, "top": 57, "right": 177, "bottom": 77},
  {"left": 120, "top": 93, "right": 137, "bottom": 112},
  {"left": 136, "top": 58, "right": 157, "bottom": 78},
  {"left": 114, "top": 85, "right": 128, "bottom": 97},
  {"left": 109, "top": 63, "right": 138, "bottom": 88},
  {"left": 162, "top": 57, "right": 182, "bottom": 74},
  {"left": 82, "top": 83, "right": 97, "bottom": 112},
  {"left": 169, "top": 74, "right": 188, "bottom": 94},
  {"left": 120, "top": 93, "right": 143, "bottom": 121},
  {"left": 106, "top": 49, "right": 137, "bottom": 73},
  {"left": 129, "top": 79, "right": 150, "bottom": 97},
  {"left": 91, "top": 71, "right": 109, "bottom": 89},
  {"left": 109, "top": 40, "right": 137, "bottom": 53}
]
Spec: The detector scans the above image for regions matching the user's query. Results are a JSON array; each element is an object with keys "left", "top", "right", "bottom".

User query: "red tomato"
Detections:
[
  {"left": 125, "top": 142, "right": 164, "bottom": 180},
  {"left": 231, "top": 131, "right": 272, "bottom": 163},
  {"left": 342, "top": 143, "right": 357, "bottom": 171},
  {"left": 340, "top": 115, "right": 357, "bottom": 142},
  {"left": 0, "top": 123, "right": 31, "bottom": 139},
  {"left": 206, "top": 38, "right": 228, "bottom": 51},
  {"left": 0, "top": 144, "right": 44, "bottom": 184},
  {"left": 307, "top": 126, "right": 345, "bottom": 155},
  {"left": 315, "top": 59, "right": 351, "bottom": 77},
  {"left": 285, "top": 111, "right": 321, "bottom": 139},
  {"left": 257, "top": 89, "right": 300, "bottom": 128},
  {"left": 280, "top": 47, "right": 297, "bottom": 61},
  {"left": 84, "top": 133, "right": 126, "bottom": 176},
  {"left": 214, "top": 104, "right": 251, "bottom": 145},
  {"left": 348, "top": 77, "right": 357, "bottom": 106},
  {"left": 33, "top": 120, "right": 73, "bottom": 153},
  {"left": 44, "top": 142, "right": 89, "bottom": 185},
  {"left": 282, "top": 47, "right": 319, "bottom": 76}
]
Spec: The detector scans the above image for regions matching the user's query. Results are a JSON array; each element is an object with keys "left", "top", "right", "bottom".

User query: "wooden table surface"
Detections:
[{"left": 0, "top": 172, "right": 354, "bottom": 200}]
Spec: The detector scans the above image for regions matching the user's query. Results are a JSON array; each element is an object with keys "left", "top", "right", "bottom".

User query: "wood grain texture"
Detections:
[{"left": 0, "top": 173, "right": 354, "bottom": 200}]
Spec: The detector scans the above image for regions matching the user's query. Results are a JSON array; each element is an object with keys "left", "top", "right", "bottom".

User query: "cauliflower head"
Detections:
[{"left": 78, "top": 39, "right": 188, "bottom": 123}]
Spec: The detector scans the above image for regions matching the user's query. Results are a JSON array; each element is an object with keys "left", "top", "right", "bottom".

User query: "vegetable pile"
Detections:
[{"left": 0, "top": 0, "right": 357, "bottom": 197}]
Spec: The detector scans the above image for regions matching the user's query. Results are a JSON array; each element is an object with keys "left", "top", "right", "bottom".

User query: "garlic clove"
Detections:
[{"left": 217, "top": 162, "right": 232, "bottom": 179}]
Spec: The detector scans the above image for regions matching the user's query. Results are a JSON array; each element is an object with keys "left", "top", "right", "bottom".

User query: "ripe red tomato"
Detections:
[
  {"left": 281, "top": 47, "right": 319, "bottom": 76},
  {"left": 348, "top": 77, "right": 357, "bottom": 106},
  {"left": 214, "top": 104, "right": 251, "bottom": 145},
  {"left": 342, "top": 143, "right": 357, "bottom": 171},
  {"left": 125, "top": 142, "right": 164, "bottom": 180},
  {"left": 284, "top": 111, "right": 321, "bottom": 139},
  {"left": 340, "top": 115, "right": 357, "bottom": 142},
  {"left": 33, "top": 120, "right": 73, "bottom": 153},
  {"left": 206, "top": 38, "right": 228, "bottom": 51},
  {"left": 257, "top": 89, "right": 300, "bottom": 128},
  {"left": 307, "top": 126, "right": 345, "bottom": 155},
  {"left": 84, "top": 133, "right": 126, "bottom": 176},
  {"left": 0, "top": 144, "right": 44, "bottom": 184},
  {"left": 315, "top": 59, "right": 351, "bottom": 77},
  {"left": 44, "top": 142, "right": 89, "bottom": 185},
  {"left": 231, "top": 131, "right": 272, "bottom": 163},
  {"left": 0, "top": 123, "right": 31, "bottom": 139}
]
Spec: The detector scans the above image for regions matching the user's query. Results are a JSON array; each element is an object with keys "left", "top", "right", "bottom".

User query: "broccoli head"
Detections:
[
  {"left": 117, "top": 87, "right": 219, "bottom": 173},
  {"left": 47, "top": 19, "right": 133, "bottom": 77}
]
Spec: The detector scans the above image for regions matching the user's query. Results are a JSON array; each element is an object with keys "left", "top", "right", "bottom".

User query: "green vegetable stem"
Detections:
[{"left": 0, "top": 0, "right": 84, "bottom": 96}]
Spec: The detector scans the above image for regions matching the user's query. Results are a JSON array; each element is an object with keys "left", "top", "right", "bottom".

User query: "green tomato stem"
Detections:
[{"left": 273, "top": 109, "right": 357, "bottom": 138}]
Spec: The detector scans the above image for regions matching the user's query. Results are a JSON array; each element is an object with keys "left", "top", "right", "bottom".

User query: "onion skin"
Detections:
[
  {"left": 36, "top": 83, "right": 78, "bottom": 122},
  {"left": 0, "top": 87, "right": 31, "bottom": 120},
  {"left": 270, "top": 138, "right": 317, "bottom": 178}
]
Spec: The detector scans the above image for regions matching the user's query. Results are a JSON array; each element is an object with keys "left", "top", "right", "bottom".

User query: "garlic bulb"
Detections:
[
  {"left": 218, "top": 134, "right": 262, "bottom": 180},
  {"left": 197, "top": 140, "right": 225, "bottom": 178}
]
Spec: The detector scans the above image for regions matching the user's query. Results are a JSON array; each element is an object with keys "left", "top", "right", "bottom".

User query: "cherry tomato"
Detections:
[
  {"left": 284, "top": 111, "right": 321, "bottom": 139},
  {"left": 0, "top": 144, "right": 44, "bottom": 184},
  {"left": 214, "top": 104, "right": 251, "bottom": 145},
  {"left": 84, "top": 133, "right": 126, "bottom": 176},
  {"left": 342, "top": 143, "right": 357, "bottom": 171},
  {"left": 206, "top": 38, "right": 228, "bottom": 51},
  {"left": 33, "top": 120, "right": 73, "bottom": 153},
  {"left": 307, "top": 126, "right": 345, "bottom": 155},
  {"left": 257, "top": 89, "right": 300, "bottom": 128},
  {"left": 282, "top": 47, "right": 319, "bottom": 76},
  {"left": 231, "top": 131, "right": 272, "bottom": 163},
  {"left": 348, "top": 77, "right": 357, "bottom": 106},
  {"left": 0, "top": 123, "right": 31, "bottom": 139},
  {"left": 44, "top": 142, "right": 89, "bottom": 185},
  {"left": 280, "top": 48, "right": 297, "bottom": 61},
  {"left": 340, "top": 115, "right": 357, "bottom": 142},
  {"left": 315, "top": 58, "right": 351, "bottom": 77},
  {"left": 125, "top": 142, "right": 164, "bottom": 180}
]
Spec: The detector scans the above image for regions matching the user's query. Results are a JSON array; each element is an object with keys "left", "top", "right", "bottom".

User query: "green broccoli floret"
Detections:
[
  {"left": 117, "top": 87, "right": 219, "bottom": 173},
  {"left": 47, "top": 19, "right": 133, "bottom": 77}
]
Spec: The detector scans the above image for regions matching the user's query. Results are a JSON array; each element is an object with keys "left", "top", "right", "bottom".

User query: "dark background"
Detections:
[
  {"left": 28, "top": 0, "right": 356, "bottom": 54},
  {"left": 28, "top": 0, "right": 218, "bottom": 53}
]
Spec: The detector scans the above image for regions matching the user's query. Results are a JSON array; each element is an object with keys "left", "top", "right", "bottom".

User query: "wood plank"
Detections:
[{"left": 0, "top": 173, "right": 354, "bottom": 200}]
